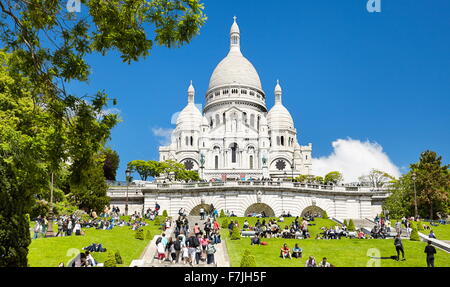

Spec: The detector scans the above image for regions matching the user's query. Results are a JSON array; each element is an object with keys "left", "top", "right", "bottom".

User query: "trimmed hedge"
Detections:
[
  {"left": 230, "top": 225, "right": 241, "bottom": 240},
  {"left": 221, "top": 219, "right": 229, "bottom": 229},
  {"left": 104, "top": 251, "right": 117, "bottom": 267},
  {"left": 135, "top": 229, "right": 144, "bottom": 240},
  {"left": 410, "top": 225, "right": 420, "bottom": 241},
  {"left": 115, "top": 250, "right": 123, "bottom": 264},
  {"left": 347, "top": 219, "right": 356, "bottom": 231},
  {"left": 240, "top": 249, "right": 256, "bottom": 267}
]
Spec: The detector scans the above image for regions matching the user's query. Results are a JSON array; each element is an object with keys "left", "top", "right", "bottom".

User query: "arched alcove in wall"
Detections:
[
  {"left": 301, "top": 206, "right": 326, "bottom": 217},
  {"left": 244, "top": 203, "right": 275, "bottom": 217},
  {"left": 189, "top": 204, "right": 212, "bottom": 216}
]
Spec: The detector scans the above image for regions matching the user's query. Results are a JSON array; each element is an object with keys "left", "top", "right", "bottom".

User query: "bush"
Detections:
[
  {"left": 322, "top": 211, "right": 329, "bottom": 219},
  {"left": 162, "top": 210, "right": 168, "bottom": 217},
  {"left": 230, "top": 225, "right": 241, "bottom": 240},
  {"left": 343, "top": 219, "right": 348, "bottom": 227},
  {"left": 135, "top": 229, "right": 144, "bottom": 240},
  {"left": 240, "top": 249, "right": 256, "bottom": 267},
  {"left": 417, "top": 222, "right": 424, "bottom": 231},
  {"left": 115, "top": 250, "right": 123, "bottom": 264},
  {"left": 221, "top": 219, "right": 229, "bottom": 229},
  {"left": 220, "top": 209, "right": 225, "bottom": 218},
  {"left": 410, "top": 225, "right": 420, "bottom": 241},
  {"left": 347, "top": 219, "right": 356, "bottom": 231},
  {"left": 104, "top": 251, "right": 117, "bottom": 267},
  {"left": 153, "top": 217, "right": 161, "bottom": 226},
  {"left": 145, "top": 230, "right": 152, "bottom": 240}
]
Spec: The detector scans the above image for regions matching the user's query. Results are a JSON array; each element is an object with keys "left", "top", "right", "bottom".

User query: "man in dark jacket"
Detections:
[
  {"left": 424, "top": 241, "right": 437, "bottom": 267},
  {"left": 394, "top": 234, "right": 405, "bottom": 261}
]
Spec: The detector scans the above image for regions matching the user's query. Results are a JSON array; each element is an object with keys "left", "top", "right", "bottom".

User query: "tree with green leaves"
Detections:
[
  {"left": 240, "top": 249, "right": 256, "bottom": 267},
  {"left": 358, "top": 169, "right": 396, "bottom": 188},
  {"left": 383, "top": 150, "right": 449, "bottom": 219},
  {"left": 0, "top": 0, "right": 206, "bottom": 266},
  {"left": 324, "top": 171, "right": 344, "bottom": 184},
  {"left": 101, "top": 147, "right": 120, "bottom": 181}
]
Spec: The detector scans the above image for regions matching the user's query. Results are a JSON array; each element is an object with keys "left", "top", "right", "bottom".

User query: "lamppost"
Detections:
[
  {"left": 412, "top": 171, "right": 418, "bottom": 219},
  {"left": 45, "top": 172, "right": 55, "bottom": 237},
  {"left": 125, "top": 169, "right": 131, "bottom": 216}
]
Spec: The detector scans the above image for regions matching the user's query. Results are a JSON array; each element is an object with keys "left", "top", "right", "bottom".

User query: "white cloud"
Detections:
[
  {"left": 312, "top": 138, "right": 401, "bottom": 182},
  {"left": 152, "top": 127, "right": 173, "bottom": 146}
]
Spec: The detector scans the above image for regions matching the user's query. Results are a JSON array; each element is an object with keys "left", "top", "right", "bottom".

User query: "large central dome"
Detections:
[{"left": 207, "top": 17, "right": 263, "bottom": 92}]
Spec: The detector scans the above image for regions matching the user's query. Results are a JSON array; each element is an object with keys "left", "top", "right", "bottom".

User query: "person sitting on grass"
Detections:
[
  {"left": 243, "top": 220, "right": 250, "bottom": 230},
  {"left": 305, "top": 256, "right": 317, "bottom": 267},
  {"left": 428, "top": 230, "right": 436, "bottom": 239},
  {"left": 280, "top": 243, "right": 292, "bottom": 259},
  {"left": 357, "top": 230, "right": 365, "bottom": 239},
  {"left": 318, "top": 257, "right": 331, "bottom": 267},
  {"left": 251, "top": 235, "right": 261, "bottom": 245},
  {"left": 292, "top": 244, "right": 302, "bottom": 258}
]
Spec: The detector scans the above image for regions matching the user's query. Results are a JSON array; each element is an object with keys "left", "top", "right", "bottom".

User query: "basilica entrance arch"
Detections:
[
  {"left": 301, "top": 206, "right": 326, "bottom": 217},
  {"left": 244, "top": 203, "right": 275, "bottom": 217},
  {"left": 189, "top": 204, "right": 212, "bottom": 216}
]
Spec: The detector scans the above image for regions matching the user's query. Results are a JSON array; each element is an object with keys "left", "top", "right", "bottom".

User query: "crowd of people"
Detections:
[{"left": 154, "top": 214, "right": 221, "bottom": 266}]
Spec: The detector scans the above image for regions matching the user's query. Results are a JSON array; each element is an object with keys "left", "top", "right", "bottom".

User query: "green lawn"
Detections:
[
  {"left": 390, "top": 219, "right": 450, "bottom": 240},
  {"left": 219, "top": 217, "right": 450, "bottom": 267},
  {"left": 28, "top": 218, "right": 163, "bottom": 267}
]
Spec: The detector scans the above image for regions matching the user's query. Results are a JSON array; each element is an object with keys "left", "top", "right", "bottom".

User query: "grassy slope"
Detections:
[
  {"left": 390, "top": 219, "right": 450, "bottom": 240},
  {"left": 28, "top": 220, "right": 162, "bottom": 267},
  {"left": 219, "top": 217, "right": 450, "bottom": 267}
]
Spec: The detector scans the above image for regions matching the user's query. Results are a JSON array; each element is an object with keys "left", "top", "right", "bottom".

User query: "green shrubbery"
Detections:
[
  {"left": 322, "top": 211, "right": 329, "bottom": 219},
  {"left": 114, "top": 250, "right": 123, "bottom": 264},
  {"left": 162, "top": 210, "right": 168, "bottom": 217},
  {"left": 410, "top": 224, "right": 420, "bottom": 241},
  {"left": 240, "top": 249, "right": 256, "bottom": 267},
  {"left": 220, "top": 209, "right": 225, "bottom": 218},
  {"left": 347, "top": 219, "right": 356, "bottom": 231},
  {"left": 230, "top": 225, "right": 241, "bottom": 240},
  {"left": 221, "top": 219, "right": 229, "bottom": 229},
  {"left": 135, "top": 229, "right": 144, "bottom": 240},
  {"left": 104, "top": 251, "right": 117, "bottom": 267},
  {"left": 343, "top": 219, "right": 348, "bottom": 227}
]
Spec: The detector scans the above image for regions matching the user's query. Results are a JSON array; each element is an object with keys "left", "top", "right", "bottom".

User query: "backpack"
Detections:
[{"left": 174, "top": 240, "right": 181, "bottom": 251}]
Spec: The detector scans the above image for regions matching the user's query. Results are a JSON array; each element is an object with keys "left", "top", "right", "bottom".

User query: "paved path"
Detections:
[{"left": 132, "top": 216, "right": 230, "bottom": 267}]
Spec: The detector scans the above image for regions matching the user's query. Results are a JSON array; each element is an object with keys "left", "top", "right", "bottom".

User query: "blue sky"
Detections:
[{"left": 69, "top": 0, "right": 450, "bottom": 181}]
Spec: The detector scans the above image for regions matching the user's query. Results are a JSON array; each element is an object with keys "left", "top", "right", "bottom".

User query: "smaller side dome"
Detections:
[
  {"left": 267, "top": 80, "right": 294, "bottom": 130},
  {"left": 176, "top": 81, "right": 202, "bottom": 130}
]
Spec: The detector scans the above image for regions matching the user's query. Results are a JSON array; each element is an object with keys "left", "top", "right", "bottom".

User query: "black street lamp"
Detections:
[
  {"left": 412, "top": 172, "right": 418, "bottom": 219},
  {"left": 125, "top": 169, "right": 131, "bottom": 216}
]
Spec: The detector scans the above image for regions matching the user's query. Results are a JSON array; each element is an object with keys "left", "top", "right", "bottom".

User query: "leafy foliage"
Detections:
[
  {"left": 230, "top": 225, "right": 241, "bottom": 240},
  {"left": 221, "top": 219, "right": 229, "bottom": 229},
  {"left": 101, "top": 147, "right": 120, "bottom": 181},
  {"left": 114, "top": 250, "right": 123, "bottom": 264},
  {"left": 135, "top": 229, "right": 144, "bottom": 240},
  {"left": 410, "top": 225, "right": 420, "bottom": 241},
  {"left": 162, "top": 210, "right": 168, "bottom": 217},
  {"left": 322, "top": 210, "right": 329, "bottom": 219},
  {"left": 324, "top": 171, "right": 344, "bottom": 184},
  {"left": 104, "top": 251, "right": 117, "bottom": 267},
  {"left": 220, "top": 209, "right": 225, "bottom": 218},
  {"left": 359, "top": 169, "right": 396, "bottom": 188},
  {"left": 347, "top": 219, "right": 355, "bottom": 231},
  {"left": 240, "top": 249, "right": 256, "bottom": 267},
  {"left": 383, "top": 150, "right": 449, "bottom": 219}
]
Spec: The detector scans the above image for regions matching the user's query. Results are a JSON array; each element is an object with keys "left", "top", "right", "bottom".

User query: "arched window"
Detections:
[
  {"left": 250, "top": 114, "right": 255, "bottom": 128},
  {"left": 243, "top": 112, "right": 247, "bottom": 125},
  {"left": 249, "top": 155, "right": 254, "bottom": 169},
  {"left": 190, "top": 136, "right": 193, "bottom": 146},
  {"left": 257, "top": 116, "right": 260, "bottom": 130},
  {"left": 215, "top": 114, "right": 220, "bottom": 126},
  {"left": 231, "top": 143, "right": 238, "bottom": 163},
  {"left": 210, "top": 117, "right": 213, "bottom": 128},
  {"left": 223, "top": 113, "right": 226, "bottom": 126},
  {"left": 215, "top": 156, "right": 219, "bottom": 169},
  {"left": 281, "top": 136, "right": 285, "bottom": 146},
  {"left": 305, "top": 155, "right": 308, "bottom": 160},
  {"left": 185, "top": 136, "right": 188, "bottom": 146},
  {"left": 276, "top": 136, "right": 280, "bottom": 146}
]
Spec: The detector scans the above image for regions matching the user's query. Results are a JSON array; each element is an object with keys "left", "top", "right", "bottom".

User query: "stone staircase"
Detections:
[{"left": 135, "top": 215, "right": 230, "bottom": 267}]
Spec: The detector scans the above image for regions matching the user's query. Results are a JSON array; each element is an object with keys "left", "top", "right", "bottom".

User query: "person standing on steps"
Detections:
[
  {"left": 424, "top": 241, "right": 436, "bottom": 267},
  {"left": 394, "top": 234, "right": 405, "bottom": 261},
  {"left": 200, "top": 207, "right": 205, "bottom": 220},
  {"left": 206, "top": 241, "right": 216, "bottom": 265}
]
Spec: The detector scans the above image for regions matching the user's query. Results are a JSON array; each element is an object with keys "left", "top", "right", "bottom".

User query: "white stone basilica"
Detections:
[{"left": 159, "top": 17, "right": 312, "bottom": 180}]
